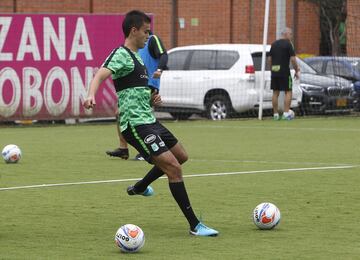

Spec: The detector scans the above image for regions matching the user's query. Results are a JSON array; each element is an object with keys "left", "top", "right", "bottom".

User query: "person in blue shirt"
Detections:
[
  {"left": 139, "top": 32, "right": 168, "bottom": 93},
  {"left": 106, "top": 32, "right": 168, "bottom": 160}
]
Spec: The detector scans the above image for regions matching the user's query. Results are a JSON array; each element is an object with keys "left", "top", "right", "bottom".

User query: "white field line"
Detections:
[
  {"left": 190, "top": 158, "right": 351, "bottom": 166},
  {"left": 0, "top": 165, "right": 354, "bottom": 192},
  {"left": 177, "top": 124, "right": 360, "bottom": 133}
]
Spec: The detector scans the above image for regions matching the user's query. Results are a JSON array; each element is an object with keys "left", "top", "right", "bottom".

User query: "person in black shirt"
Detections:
[{"left": 269, "top": 27, "right": 300, "bottom": 120}]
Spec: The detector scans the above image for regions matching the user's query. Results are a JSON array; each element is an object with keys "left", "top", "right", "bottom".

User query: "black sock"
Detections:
[
  {"left": 134, "top": 166, "right": 164, "bottom": 192},
  {"left": 169, "top": 182, "right": 199, "bottom": 231}
]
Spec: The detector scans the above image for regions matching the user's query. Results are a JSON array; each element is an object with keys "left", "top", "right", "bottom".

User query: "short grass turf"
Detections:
[{"left": 0, "top": 117, "right": 360, "bottom": 259}]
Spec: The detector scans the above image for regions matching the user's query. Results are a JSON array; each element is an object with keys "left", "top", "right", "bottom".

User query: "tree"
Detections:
[{"left": 306, "top": 0, "right": 347, "bottom": 55}]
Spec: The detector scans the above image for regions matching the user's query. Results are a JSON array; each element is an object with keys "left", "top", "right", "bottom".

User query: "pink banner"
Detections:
[{"left": 0, "top": 14, "right": 126, "bottom": 120}]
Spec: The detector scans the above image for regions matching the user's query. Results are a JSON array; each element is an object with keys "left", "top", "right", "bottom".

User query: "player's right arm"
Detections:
[
  {"left": 288, "top": 42, "right": 300, "bottom": 80},
  {"left": 267, "top": 56, "right": 272, "bottom": 68},
  {"left": 83, "top": 67, "right": 112, "bottom": 109}
]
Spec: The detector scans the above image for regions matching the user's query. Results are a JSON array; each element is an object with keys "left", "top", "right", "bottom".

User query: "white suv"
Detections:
[{"left": 157, "top": 44, "right": 302, "bottom": 120}]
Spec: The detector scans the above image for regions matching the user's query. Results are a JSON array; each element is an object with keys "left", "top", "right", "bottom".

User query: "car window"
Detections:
[
  {"left": 307, "top": 60, "right": 323, "bottom": 73},
  {"left": 167, "top": 50, "right": 191, "bottom": 70},
  {"left": 251, "top": 52, "right": 271, "bottom": 71},
  {"left": 347, "top": 59, "right": 360, "bottom": 74},
  {"left": 296, "top": 58, "right": 317, "bottom": 74},
  {"left": 326, "top": 61, "right": 353, "bottom": 78},
  {"left": 188, "top": 50, "right": 216, "bottom": 70},
  {"left": 216, "top": 51, "right": 239, "bottom": 69}
]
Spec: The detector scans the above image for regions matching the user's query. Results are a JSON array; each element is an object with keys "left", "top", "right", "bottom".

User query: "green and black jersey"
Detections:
[{"left": 102, "top": 47, "right": 156, "bottom": 132}]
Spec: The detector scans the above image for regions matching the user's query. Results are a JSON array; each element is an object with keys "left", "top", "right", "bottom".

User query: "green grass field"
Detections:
[{"left": 1, "top": 117, "right": 360, "bottom": 259}]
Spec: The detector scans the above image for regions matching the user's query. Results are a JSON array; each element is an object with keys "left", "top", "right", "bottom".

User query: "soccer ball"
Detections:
[
  {"left": 253, "top": 202, "right": 281, "bottom": 230},
  {"left": 288, "top": 109, "right": 295, "bottom": 119},
  {"left": 115, "top": 224, "right": 145, "bottom": 253},
  {"left": 2, "top": 144, "right": 22, "bottom": 163}
]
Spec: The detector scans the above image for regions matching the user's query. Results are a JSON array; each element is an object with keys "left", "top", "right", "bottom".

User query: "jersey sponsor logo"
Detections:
[
  {"left": 272, "top": 65, "right": 281, "bottom": 72},
  {"left": 144, "top": 134, "right": 156, "bottom": 144},
  {"left": 159, "top": 141, "right": 165, "bottom": 147}
]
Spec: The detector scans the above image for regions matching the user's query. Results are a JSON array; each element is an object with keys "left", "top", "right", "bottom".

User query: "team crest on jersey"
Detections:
[{"left": 151, "top": 143, "right": 159, "bottom": 152}]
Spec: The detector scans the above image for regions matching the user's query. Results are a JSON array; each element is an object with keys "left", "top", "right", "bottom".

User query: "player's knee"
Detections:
[
  {"left": 171, "top": 161, "right": 182, "bottom": 176},
  {"left": 166, "top": 161, "right": 183, "bottom": 181},
  {"left": 178, "top": 152, "right": 188, "bottom": 165},
  {"left": 171, "top": 144, "right": 188, "bottom": 164}
]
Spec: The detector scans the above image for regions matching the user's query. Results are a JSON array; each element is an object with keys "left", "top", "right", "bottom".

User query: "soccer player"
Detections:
[
  {"left": 269, "top": 27, "right": 300, "bottom": 120},
  {"left": 83, "top": 10, "right": 218, "bottom": 237},
  {"left": 106, "top": 31, "right": 168, "bottom": 160}
]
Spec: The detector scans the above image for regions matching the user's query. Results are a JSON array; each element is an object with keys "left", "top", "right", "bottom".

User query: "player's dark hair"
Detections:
[{"left": 122, "top": 10, "right": 151, "bottom": 38}]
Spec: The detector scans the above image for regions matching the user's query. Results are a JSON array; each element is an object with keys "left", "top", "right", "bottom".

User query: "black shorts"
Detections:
[
  {"left": 271, "top": 75, "right": 293, "bottom": 91},
  {"left": 122, "top": 121, "right": 178, "bottom": 163}
]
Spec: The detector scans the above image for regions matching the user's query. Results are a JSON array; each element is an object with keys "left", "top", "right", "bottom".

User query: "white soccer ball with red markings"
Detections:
[
  {"left": 253, "top": 202, "right": 281, "bottom": 230},
  {"left": 2, "top": 144, "right": 22, "bottom": 163},
  {"left": 115, "top": 224, "right": 145, "bottom": 253}
]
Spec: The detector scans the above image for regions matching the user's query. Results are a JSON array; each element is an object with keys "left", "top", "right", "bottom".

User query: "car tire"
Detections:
[
  {"left": 205, "top": 95, "right": 232, "bottom": 120},
  {"left": 170, "top": 112, "right": 192, "bottom": 120}
]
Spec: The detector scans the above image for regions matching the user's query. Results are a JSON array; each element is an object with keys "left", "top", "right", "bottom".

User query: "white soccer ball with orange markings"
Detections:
[
  {"left": 115, "top": 224, "right": 145, "bottom": 253},
  {"left": 253, "top": 202, "right": 281, "bottom": 230}
]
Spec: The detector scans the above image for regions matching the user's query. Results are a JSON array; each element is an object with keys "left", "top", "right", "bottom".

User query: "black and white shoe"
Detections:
[
  {"left": 105, "top": 148, "right": 129, "bottom": 160},
  {"left": 134, "top": 153, "right": 145, "bottom": 161}
]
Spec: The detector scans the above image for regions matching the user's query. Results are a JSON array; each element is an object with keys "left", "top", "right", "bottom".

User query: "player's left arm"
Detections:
[{"left": 151, "top": 92, "right": 162, "bottom": 107}]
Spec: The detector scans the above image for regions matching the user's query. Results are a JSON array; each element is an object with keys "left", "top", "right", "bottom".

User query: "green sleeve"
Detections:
[{"left": 102, "top": 48, "right": 134, "bottom": 78}]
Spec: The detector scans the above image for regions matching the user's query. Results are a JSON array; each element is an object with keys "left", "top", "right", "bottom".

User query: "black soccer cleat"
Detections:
[
  {"left": 134, "top": 153, "right": 145, "bottom": 161},
  {"left": 127, "top": 185, "right": 137, "bottom": 195},
  {"left": 105, "top": 148, "right": 129, "bottom": 160},
  {"left": 127, "top": 185, "right": 154, "bottom": 196}
]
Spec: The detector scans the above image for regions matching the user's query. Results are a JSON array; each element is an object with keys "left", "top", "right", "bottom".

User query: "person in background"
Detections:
[{"left": 269, "top": 27, "right": 300, "bottom": 120}]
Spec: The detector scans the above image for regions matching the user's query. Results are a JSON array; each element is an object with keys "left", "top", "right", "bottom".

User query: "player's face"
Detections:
[{"left": 134, "top": 23, "right": 151, "bottom": 49}]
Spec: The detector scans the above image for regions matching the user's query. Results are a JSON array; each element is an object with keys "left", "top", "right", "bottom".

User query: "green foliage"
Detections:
[
  {"left": 1, "top": 117, "right": 360, "bottom": 259},
  {"left": 305, "top": 0, "right": 347, "bottom": 55}
]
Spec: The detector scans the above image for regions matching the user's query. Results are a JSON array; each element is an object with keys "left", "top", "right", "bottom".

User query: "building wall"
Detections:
[
  {"left": 15, "top": 0, "right": 90, "bottom": 13},
  {"left": 295, "top": 0, "right": 321, "bottom": 55},
  {"left": 2, "top": 0, "right": 355, "bottom": 56},
  {"left": 92, "top": 0, "right": 172, "bottom": 48},
  {"left": 347, "top": 0, "right": 360, "bottom": 56},
  {"left": 0, "top": 0, "right": 14, "bottom": 12},
  {"left": 176, "top": 0, "right": 231, "bottom": 45}
]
